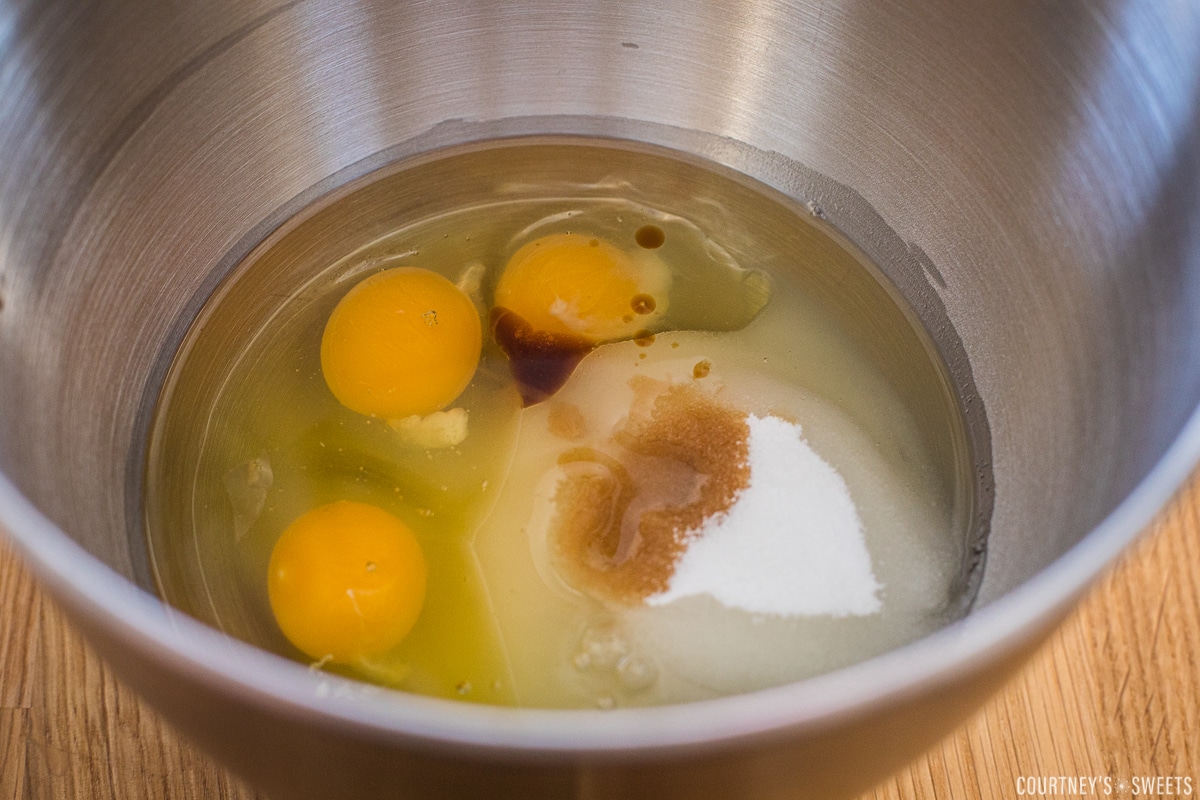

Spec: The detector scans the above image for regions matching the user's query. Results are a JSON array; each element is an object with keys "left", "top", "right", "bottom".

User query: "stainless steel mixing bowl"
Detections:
[{"left": 1, "top": 1, "right": 1198, "bottom": 798}]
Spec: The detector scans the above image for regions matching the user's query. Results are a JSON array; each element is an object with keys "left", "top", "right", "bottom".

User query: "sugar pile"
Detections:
[
  {"left": 648, "top": 413, "right": 881, "bottom": 617},
  {"left": 471, "top": 331, "right": 959, "bottom": 706}
]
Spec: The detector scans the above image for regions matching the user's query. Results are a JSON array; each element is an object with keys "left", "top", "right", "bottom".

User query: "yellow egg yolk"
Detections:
[
  {"left": 494, "top": 233, "right": 668, "bottom": 344},
  {"left": 321, "top": 267, "right": 482, "bottom": 419},
  {"left": 267, "top": 500, "right": 427, "bottom": 664}
]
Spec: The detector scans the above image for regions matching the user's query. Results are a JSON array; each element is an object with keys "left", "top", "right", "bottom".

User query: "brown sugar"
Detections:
[
  {"left": 547, "top": 403, "right": 588, "bottom": 441},
  {"left": 549, "top": 379, "right": 751, "bottom": 604}
]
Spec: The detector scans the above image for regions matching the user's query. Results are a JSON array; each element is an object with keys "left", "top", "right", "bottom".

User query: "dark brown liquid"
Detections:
[
  {"left": 630, "top": 293, "right": 657, "bottom": 315},
  {"left": 634, "top": 331, "right": 656, "bottom": 347},
  {"left": 490, "top": 307, "right": 595, "bottom": 406},
  {"left": 635, "top": 224, "right": 666, "bottom": 249}
]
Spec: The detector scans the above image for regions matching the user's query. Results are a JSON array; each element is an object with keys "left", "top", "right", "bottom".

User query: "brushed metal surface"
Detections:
[{"left": 1, "top": 1, "right": 1198, "bottom": 798}]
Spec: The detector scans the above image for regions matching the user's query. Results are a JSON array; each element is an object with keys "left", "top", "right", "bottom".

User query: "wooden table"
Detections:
[{"left": 3, "top": 471, "right": 1198, "bottom": 799}]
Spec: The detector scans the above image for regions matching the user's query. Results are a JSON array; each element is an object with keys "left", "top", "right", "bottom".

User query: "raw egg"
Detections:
[
  {"left": 267, "top": 500, "right": 427, "bottom": 664},
  {"left": 490, "top": 204, "right": 772, "bottom": 406},
  {"left": 321, "top": 267, "right": 482, "bottom": 419},
  {"left": 491, "top": 231, "right": 670, "bottom": 404},
  {"left": 494, "top": 232, "right": 670, "bottom": 343}
]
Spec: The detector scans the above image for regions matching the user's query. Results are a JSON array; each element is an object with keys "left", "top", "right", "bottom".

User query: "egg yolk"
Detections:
[
  {"left": 321, "top": 267, "right": 482, "bottom": 418},
  {"left": 267, "top": 500, "right": 427, "bottom": 664},
  {"left": 494, "top": 233, "right": 668, "bottom": 343}
]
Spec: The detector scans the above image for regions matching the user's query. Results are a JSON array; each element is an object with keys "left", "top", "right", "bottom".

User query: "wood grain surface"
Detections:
[{"left": 2, "top": 470, "right": 1198, "bottom": 799}]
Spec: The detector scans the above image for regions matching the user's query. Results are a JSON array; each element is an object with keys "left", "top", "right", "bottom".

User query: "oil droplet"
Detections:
[
  {"left": 630, "top": 293, "right": 657, "bottom": 315},
  {"left": 692, "top": 360, "right": 712, "bottom": 379},
  {"left": 635, "top": 224, "right": 665, "bottom": 249}
]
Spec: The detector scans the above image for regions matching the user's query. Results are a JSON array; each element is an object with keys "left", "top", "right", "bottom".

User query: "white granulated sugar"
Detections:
[{"left": 647, "top": 413, "right": 882, "bottom": 617}]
